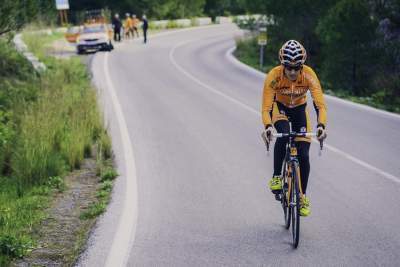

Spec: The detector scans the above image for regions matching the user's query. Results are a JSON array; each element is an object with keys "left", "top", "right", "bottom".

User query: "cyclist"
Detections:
[{"left": 262, "top": 40, "right": 327, "bottom": 217}]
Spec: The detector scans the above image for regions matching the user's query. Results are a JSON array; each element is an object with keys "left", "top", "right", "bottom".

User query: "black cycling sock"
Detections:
[{"left": 297, "top": 141, "right": 310, "bottom": 194}]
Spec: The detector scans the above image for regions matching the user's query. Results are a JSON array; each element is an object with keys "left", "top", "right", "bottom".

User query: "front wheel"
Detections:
[
  {"left": 77, "top": 47, "right": 85, "bottom": 55},
  {"left": 291, "top": 162, "right": 300, "bottom": 248},
  {"left": 281, "top": 167, "right": 291, "bottom": 229}
]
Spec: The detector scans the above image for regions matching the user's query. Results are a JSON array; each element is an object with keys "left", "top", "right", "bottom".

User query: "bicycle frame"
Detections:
[{"left": 281, "top": 124, "right": 304, "bottom": 205}]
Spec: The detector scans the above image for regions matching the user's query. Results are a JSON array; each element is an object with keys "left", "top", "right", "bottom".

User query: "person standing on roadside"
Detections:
[
  {"left": 142, "top": 15, "right": 148, "bottom": 43},
  {"left": 132, "top": 14, "right": 140, "bottom": 38},
  {"left": 124, "top": 13, "right": 133, "bottom": 39},
  {"left": 112, "top": 13, "right": 122, "bottom": 42}
]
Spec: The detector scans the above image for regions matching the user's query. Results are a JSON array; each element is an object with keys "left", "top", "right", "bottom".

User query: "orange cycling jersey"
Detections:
[{"left": 262, "top": 65, "right": 327, "bottom": 127}]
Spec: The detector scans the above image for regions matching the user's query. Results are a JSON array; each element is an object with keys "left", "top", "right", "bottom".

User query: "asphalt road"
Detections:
[{"left": 78, "top": 24, "right": 400, "bottom": 266}]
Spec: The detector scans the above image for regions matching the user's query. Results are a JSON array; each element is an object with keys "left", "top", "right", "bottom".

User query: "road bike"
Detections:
[{"left": 262, "top": 122, "right": 323, "bottom": 248}]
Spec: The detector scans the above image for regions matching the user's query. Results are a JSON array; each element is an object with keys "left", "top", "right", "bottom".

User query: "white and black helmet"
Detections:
[{"left": 279, "top": 40, "right": 307, "bottom": 67}]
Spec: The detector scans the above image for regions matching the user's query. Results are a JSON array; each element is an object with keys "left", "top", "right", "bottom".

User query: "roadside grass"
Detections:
[
  {"left": 234, "top": 36, "right": 278, "bottom": 74},
  {"left": 0, "top": 28, "right": 110, "bottom": 265},
  {"left": 80, "top": 131, "right": 116, "bottom": 221},
  {"left": 79, "top": 173, "right": 116, "bottom": 220},
  {"left": 22, "top": 30, "right": 64, "bottom": 61},
  {"left": 11, "top": 54, "right": 103, "bottom": 192},
  {"left": 234, "top": 36, "right": 400, "bottom": 114},
  {"left": 0, "top": 176, "right": 61, "bottom": 266}
]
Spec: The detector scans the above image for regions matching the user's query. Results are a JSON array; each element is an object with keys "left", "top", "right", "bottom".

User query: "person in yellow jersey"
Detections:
[
  {"left": 262, "top": 40, "right": 327, "bottom": 217},
  {"left": 124, "top": 13, "right": 133, "bottom": 39}
]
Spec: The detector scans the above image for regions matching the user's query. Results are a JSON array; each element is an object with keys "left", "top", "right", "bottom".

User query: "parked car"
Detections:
[{"left": 75, "top": 24, "right": 113, "bottom": 54}]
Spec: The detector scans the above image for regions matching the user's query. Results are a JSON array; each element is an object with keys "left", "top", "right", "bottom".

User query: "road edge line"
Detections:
[{"left": 103, "top": 52, "right": 139, "bottom": 267}]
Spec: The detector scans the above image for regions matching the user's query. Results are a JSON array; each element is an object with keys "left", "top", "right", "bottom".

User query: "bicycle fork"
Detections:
[{"left": 286, "top": 162, "right": 304, "bottom": 207}]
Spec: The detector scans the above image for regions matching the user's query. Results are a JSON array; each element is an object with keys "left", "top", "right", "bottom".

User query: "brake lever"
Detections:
[
  {"left": 261, "top": 132, "right": 270, "bottom": 156},
  {"left": 318, "top": 139, "right": 323, "bottom": 157}
]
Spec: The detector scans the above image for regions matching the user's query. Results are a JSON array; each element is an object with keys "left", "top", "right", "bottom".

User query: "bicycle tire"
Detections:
[
  {"left": 281, "top": 164, "right": 291, "bottom": 229},
  {"left": 291, "top": 162, "right": 300, "bottom": 248}
]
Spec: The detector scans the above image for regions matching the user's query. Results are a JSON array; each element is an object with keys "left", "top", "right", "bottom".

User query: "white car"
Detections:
[{"left": 76, "top": 24, "right": 113, "bottom": 54}]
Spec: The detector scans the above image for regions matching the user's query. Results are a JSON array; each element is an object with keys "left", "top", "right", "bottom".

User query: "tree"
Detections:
[
  {"left": 0, "top": 0, "right": 56, "bottom": 36},
  {"left": 204, "top": 0, "right": 245, "bottom": 20},
  {"left": 240, "top": 0, "right": 336, "bottom": 69},
  {"left": 317, "top": 0, "right": 377, "bottom": 94}
]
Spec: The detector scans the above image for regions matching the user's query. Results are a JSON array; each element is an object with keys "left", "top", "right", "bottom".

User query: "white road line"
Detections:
[
  {"left": 103, "top": 52, "right": 138, "bottom": 267},
  {"left": 170, "top": 40, "right": 400, "bottom": 185},
  {"left": 169, "top": 40, "right": 259, "bottom": 116},
  {"left": 225, "top": 46, "right": 400, "bottom": 120}
]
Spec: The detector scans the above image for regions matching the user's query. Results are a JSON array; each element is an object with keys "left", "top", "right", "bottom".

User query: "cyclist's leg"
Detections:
[
  {"left": 296, "top": 142, "right": 310, "bottom": 194},
  {"left": 272, "top": 102, "right": 289, "bottom": 177},
  {"left": 292, "top": 105, "right": 312, "bottom": 194},
  {"left": 273, "top": 120, "right": 289, "bottom": 176}
]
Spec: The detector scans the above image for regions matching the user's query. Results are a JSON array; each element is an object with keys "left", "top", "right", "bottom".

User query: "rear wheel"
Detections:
[{"left": 291, "top": 162, "right": 300, "bottom": 248}]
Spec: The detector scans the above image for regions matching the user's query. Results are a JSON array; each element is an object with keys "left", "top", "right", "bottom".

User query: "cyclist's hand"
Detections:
[
  {"left": 316, "top": 124, "right": 327, "bottom": 140},
  {"left": 265, "top": 124, "right": 274, "bottom": 142}
]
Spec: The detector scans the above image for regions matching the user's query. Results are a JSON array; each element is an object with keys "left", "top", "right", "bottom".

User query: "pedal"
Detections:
[{"left": 272, "top": 189, "right": 282, "bottom": 195}]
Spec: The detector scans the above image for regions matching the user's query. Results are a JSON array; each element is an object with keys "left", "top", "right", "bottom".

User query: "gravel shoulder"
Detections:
[{"left": 11, "top": 159, "right": 102, "bottom": 267}]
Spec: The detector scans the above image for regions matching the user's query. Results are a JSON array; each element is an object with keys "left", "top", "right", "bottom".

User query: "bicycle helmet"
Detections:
[{"left": 279, "top": 40, "right": 307, "bottom": 67}]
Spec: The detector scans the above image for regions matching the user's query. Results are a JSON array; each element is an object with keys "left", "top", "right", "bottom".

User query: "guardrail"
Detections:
[
  {"left": 195, "top": 17, "right": 212, "bottom": 26},
  {"left": 13, "top": 33, "right": 47, "bottom": 72},
  {"left": 233, "top": 14, "right": 275, "bottom": 26},
  {"left": 216, "top": 16, "right": 233, "bottom": 24},
  {"left": 150, "top": 17, "right": 214, "bottom": 29}
]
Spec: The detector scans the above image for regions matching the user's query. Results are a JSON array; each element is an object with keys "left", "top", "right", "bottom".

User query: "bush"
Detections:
[
  {"left": 0, "top": 111, "right": 14, "bottom": 174},
  {"left": 166, "top": 20, "right": 179, "bottom": 29}
]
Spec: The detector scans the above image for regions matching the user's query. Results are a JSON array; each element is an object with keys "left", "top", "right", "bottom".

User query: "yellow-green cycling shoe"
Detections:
[
  {"left": 268, "top": 176, "right": 282, "bottom": 191},
  {"left": 300, "top": 196, "right": 311, "bottom": 217}
]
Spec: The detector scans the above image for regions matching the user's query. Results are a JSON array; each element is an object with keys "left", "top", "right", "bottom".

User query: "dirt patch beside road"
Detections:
[{"left": 11, "top": 159, "right": 103, "bottom": 267}]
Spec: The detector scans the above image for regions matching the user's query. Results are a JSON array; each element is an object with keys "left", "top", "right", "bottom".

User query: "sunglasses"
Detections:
[{"left": 284, "top": 65, "right": 302, "bottom": 71}]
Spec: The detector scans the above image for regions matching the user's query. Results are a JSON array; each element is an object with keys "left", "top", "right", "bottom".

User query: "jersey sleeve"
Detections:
[
  {"left": 261, "top": 69, "right": 277, "bottom": 126},
  {"left": 306, "top": 67, "right": 327, "bottom": 127}
]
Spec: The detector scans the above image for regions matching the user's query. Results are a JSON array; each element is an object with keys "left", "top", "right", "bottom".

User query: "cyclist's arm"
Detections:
[
  {"left": 261, "top": 69, "right": 278, "bottom": 127},
  {"left": 305, "top": 67, "right": 327, "bottom": 127}
]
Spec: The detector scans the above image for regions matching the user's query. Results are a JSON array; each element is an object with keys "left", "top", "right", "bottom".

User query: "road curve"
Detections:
[{"left": 78, "top": 24, "right": 400, "bottom": 266}]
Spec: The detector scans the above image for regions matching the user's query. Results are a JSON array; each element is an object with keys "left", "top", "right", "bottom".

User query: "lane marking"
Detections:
[
  {"left": 225, "top": 46, "right": 400, "bottom": 120},
  {"left": 169, "top": 40, "right": 259, "bottom": 116},
  {"left": 103, "top": 52, "right": 139, "bottom": 267},
  {"left": 170, "top": 40, "right": 400, "bottom": 185}
]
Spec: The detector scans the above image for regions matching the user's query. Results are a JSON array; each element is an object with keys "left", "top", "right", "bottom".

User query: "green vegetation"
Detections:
[
  {"left": 235, "top": 0, "right": 400, "bottom": 113},
  {"left": 22, "top": 30, "right": 64, "bottom": 60},
  {"left": 235, "top": 36, "right": 272, "bottom": 73},
  {"left": 0, "top": 0, "right": 56, "bottom": 36},
  {"left": 166, "top": 20, "right": 180, "bottom": 29},
  {"left": 0, "top": 28, "right": 109, "bottom": 264},
  {"left": 80, "top": 130, "right": 116, "bottom": 221},
  {"left": 80, "top": 163, "right": 117, "bottom": 220}
]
